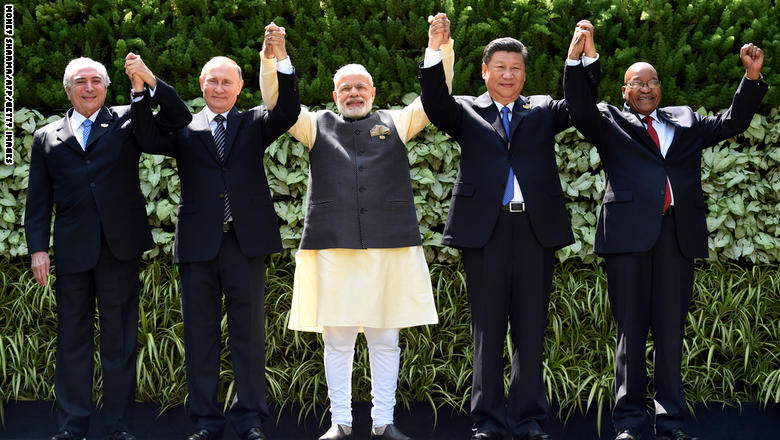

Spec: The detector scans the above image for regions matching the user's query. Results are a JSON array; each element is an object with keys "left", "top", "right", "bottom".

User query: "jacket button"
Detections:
[
  {"left": 359, "top": 187, "right": 367, "bottom": 192},
  {"left": 86, "top": 159, "right": 91, "bottom": 164},
  {"left": 360, "top": 208, "right": 367, "bottom": 214},
  {"left": 218, "top": 192, "right": 225, "bottom": 199},
  {"left": 90, "top": 182, "right": 95, "bottom": 188},
  {"left": 358, "top": 166, "right": 366, "bottom": 171}
]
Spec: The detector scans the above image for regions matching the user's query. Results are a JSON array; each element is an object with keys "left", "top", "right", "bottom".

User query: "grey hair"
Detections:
[
  {"left": 200, "top": 56, "right": 243, "bottom": 81},
  {"left": 333, "top": 64, "right": 374, "bottom": 89},
  {"left": 62, "top": 57, "right": 111, "bottom": 89}
]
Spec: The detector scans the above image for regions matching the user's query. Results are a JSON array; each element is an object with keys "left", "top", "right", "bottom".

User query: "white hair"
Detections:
[
  {"left": 62, "top": 57, "right": 111, "bottom": 89},
  {"left": 200, "top": 56, "right": 243, "bottom": 80},
  {"left": 333, "top": 64, "right": 374, "bottom": 89}
]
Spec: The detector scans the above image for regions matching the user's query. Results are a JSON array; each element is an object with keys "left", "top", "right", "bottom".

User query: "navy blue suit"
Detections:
[
  {"left": 421, "top": 60, "right": 600, "bottom": 438},
  {"left": 564, "top": 59, "right": 768, "bottom": 434}
]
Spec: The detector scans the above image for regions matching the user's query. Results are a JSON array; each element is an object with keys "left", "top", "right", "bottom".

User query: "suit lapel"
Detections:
[
  {"left": 223, "top": 107, "right": 241, "bottom": 160},
  {"left": 622, "top": 104, "right": 663, "bottom": 158},
  {"left": 508, "top": 96, "right": 529, "bottom": 141},
  {"left": 475, "top": 92, "right": 507, "bottom": 144},
  {"left": 84, "top": 107, "right": 114, "bottom": 152},
  {"left": 55, "top": 109, "right": 84, "bottom": 155},
  {"left": 657, "top": 108, "right": 681, "bottom": 153},
  {"left": 194, "top": 110, "right": 222, "bottom": 164}
]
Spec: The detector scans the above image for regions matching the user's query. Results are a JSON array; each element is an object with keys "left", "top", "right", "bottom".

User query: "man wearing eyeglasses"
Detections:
[
  {"left": 564, "top": 24, "right": 767, "bottom": 440},
  {"left": 260, "top": 16, "right": 453, "bottom": 440}
]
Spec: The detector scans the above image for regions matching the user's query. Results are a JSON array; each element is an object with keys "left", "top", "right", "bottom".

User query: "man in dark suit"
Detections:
[
  {"left": 24, "top": 55, "right": 191, "bottom": 440},
  {"left": 419, "top": 21, "right": 600, "bottom": 440},
  {"left": 130, "top": 23, "right": 300, "bottom": 440},
  {"left": 564, "top": 24, "right": 767, "bottom": 440}
]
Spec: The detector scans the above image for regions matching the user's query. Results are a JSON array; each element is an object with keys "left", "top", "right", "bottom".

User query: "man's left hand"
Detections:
[
  {"left": 427, "top": 12, "right": 450, "bottom": 51},
  {"left": 125, "top": 53, "right": 157, "bottom": 91},
  {"left": 740, "top": 43, "right": 764, "bottom": 80}
]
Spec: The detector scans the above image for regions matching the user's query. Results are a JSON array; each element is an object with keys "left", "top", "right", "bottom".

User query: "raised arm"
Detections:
[
  {"left": 126, "top": 53, "right": 192, "bottom": 155},
  {"left": 419, "top": 12, "right": 463, "bottom": 140},
  {"left": 259, "top": 22, "right": 317, "bottom": 148},
  {"left": 394, "top": 13, "right": 455, "bottom": 143}
]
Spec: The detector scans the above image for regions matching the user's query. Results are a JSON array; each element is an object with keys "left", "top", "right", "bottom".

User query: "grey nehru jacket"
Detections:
[{"left": 300, "top": 110, "right": 422, "bottom": 250}]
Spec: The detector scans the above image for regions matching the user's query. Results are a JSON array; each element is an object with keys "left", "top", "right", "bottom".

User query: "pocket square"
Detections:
[{"left": 370, "top": 124, "right": 391, "bottom": 139}]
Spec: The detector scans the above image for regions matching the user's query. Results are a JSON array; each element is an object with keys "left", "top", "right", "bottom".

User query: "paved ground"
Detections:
[{"left": 1, "top": 401, "right": 778, "bottom": 439}]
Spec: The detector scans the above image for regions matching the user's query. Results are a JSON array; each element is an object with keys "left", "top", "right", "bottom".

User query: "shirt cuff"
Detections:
[
  {"left": 423, "top": 48, "right": 442, "bottom": 68},
  {"left": 276, "top": 57, "right": 294, "bottom": 74},
  {"left": 565, "top": 53, "right": 599, "bottom": 66}
]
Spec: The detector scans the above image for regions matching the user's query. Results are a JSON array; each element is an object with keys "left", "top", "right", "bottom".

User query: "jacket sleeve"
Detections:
[
  {"left": 131, "top": 78, "right": 191, "bottom": 156},
  {"left": 419, "top": 60, "right": 464, "bottom": 141},
  {"left": 24, "top": 130, "right": 54, "bottom": 254},
  {"left": 563, "top": 59, "right": 608, "bottom": 142},
  {"left": 261, "top": 71, "right": 302, "bottom": 148},
  {"left": 696, "top": 76, "right": 769, "bottom": 146}
]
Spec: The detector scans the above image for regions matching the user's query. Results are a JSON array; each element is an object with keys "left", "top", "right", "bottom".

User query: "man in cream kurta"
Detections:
[{"left": 261, "top": 16, "right": 453, "bottom": 440}]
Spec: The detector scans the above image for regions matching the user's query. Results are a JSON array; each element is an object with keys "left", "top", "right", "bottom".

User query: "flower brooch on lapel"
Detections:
[{"left": 370, "top": 124, "right": 391, "bottom": 140}]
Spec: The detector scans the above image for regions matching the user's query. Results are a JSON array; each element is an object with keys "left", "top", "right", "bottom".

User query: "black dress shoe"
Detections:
[
  {"left": 108, "top": 432, "right": 137, "bottom": 440},
  {"left": 50, "top": 431, "right": 85, "bottom": 440},
  {"left": 243, "top": 427, "right": 268, "bottom": 440},
  {"left": 319, "top": 424, "right": 353, "bottom": 440},
  {"left": 370, "top": 424, "right": 412, "bottom": 440},
  {"left": 524, "top": 429, "right": 552, "bottom": 440},
  {"left": 655, "top": 429, "right": 698, "bottom": 440},
  {"left": 188, "top": 429, "right": 217, "bottom": 440},
  {"left": 615, "top": 428, "right": 641, "bottom": 440}
]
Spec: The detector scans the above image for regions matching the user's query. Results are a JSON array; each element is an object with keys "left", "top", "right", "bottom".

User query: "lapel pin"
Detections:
[
  {"left": 100, "top": 123, "right": 109, "bottom": 128},
  {"left": 522, "top": 104, "right": 530, "bottom": 109}
]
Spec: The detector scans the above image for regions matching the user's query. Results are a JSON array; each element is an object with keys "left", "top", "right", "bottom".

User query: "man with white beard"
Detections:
[{"left": 260, "top": 14, "right": 453, "bottom": 440}]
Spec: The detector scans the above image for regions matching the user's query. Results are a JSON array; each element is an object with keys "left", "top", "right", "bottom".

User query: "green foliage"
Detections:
[
  {"left": 2, "top": 102, "right": 779, "bottom": 264},
  {"left": 12, "top": 0, "right": 779, "bottom": 111},
  {"left": 1, "top": 257, "right": 778, "bottom": 427}
]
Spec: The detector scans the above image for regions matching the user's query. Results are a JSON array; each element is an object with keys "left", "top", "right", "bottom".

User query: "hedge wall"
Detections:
[
  {"left": 2, "top": 0, "right": 780, "bottom": 428},
  {"left": 14, "top": 0, "right": 779, "bottom": 112}
]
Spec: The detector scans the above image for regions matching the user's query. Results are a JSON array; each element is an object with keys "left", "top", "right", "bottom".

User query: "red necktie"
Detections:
[{"left": 643, "top": 115, "right": 671, "bottom": 213}]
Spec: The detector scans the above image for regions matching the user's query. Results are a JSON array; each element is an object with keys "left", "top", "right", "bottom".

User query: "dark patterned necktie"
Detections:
[{"left": 212, "top": 114, "right": 233, "bottom": 222}]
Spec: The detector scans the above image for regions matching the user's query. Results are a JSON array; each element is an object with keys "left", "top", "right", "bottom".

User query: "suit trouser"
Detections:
[
  {"left": 462, "top": 210, "right": 555, "bottom": 437},
  {"left": 179, "top": 229, "right": 269, "bottom": 435},
  {"left": 54, "top": 236, "right": 140, "bottom": 435},
  {"left": 605, "top": 215, "right": 694, "bottom": 433},
  {"left": 322, "top": 326, "right": 401, "bottom": 428}
]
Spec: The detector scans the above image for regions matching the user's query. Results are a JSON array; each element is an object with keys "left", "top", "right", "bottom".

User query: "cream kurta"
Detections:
[{"left": 260, "top": 42, "right": 455, "bottom": 332}]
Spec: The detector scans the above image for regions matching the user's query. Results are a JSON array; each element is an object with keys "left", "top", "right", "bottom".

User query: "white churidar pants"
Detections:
[{"left": 322, "top": 326, "right": 400, "bottom": 427}]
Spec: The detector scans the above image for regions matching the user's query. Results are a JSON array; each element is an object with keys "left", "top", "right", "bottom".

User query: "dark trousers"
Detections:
[
  {"left": 462, "top": 211, "right": 555, "bottom": 438},
  {"left": 178, "top": 229, "right": 269, "bottom": 435},
  {"left": 54, "top": 237, "right": 140, "bottom": 435},
  {"left": 605, "top": 216, "right": 694, "bottom": 434}
]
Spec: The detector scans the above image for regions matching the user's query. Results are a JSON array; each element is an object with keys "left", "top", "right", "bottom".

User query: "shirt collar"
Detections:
[
  {"left": 493, "top": 101, "right": 515, "bottom": 113},
  {"left": 204, "top": 106, "right": 230, "bottom": 124}
]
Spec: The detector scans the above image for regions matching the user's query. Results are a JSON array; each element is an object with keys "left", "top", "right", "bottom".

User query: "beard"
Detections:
[{"left": 338, "top": 98, "right": 371, "bottom": 119}]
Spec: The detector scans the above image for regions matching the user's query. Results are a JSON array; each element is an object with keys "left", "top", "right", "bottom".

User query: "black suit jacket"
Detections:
[
  {"left": 132, "top": 71, "right": 300, "bottom": 263},
  {"left": 24, "top": 79, "right": 192, "bottom": 274},
  {"left": 564, "top": 60, "right": 768, "bottom": 258},
  {"left": 420, "top": 61, "right": 600, "bottom": 249}
]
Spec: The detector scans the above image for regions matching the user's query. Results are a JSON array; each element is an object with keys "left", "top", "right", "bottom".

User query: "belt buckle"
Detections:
[{"left": 508, "top": 201, "right": 525, "bottom": 212}]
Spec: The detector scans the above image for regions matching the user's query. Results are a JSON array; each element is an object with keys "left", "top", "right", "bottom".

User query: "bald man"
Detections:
[{"left": 564, "top": 25, "right": 767, "bottom": 440}]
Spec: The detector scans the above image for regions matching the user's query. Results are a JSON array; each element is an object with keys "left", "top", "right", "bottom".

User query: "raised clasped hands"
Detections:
[
  {"left": 427, "top": 12, "right": 450, "bottom": 51},
  {"left": 124, "top": 52, "right": 157, "bottom": 92},
  {"left": 263, "top": 21, "right": 287, "bottom": 60},
  {"left": 740, "top": 43, "right": 764, "bottom": 80},
  {"left": 568, "top": 19, "right": 596, "bottom": 60}
]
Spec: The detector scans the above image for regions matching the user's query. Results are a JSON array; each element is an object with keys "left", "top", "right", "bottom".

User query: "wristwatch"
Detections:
[{"left": 130, "top": 88, "right": 148, "bottom": 99}]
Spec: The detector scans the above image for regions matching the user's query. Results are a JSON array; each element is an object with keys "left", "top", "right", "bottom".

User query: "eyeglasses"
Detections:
[
  {"left": 336, "top": 82, "right": 370, "bottom": 95},
  {"left": 624, "top": 79, "right": 661, "bottom": 89}
]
